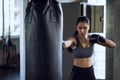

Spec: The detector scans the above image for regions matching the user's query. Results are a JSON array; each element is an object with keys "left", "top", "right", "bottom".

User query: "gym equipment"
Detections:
[{"left": 25, "top": 0, "right": 63, "bottom": 80}]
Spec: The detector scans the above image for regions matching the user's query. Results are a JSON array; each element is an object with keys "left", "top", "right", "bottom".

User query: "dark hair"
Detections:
[
  {"left": 67, "top": 16, "right": 90, "bottom": 52},
  {"left": 76, "top": 16, "right": 90, "bottom": 26},
  {"left": 73, "top": 16, "right": 90, "bottom": 36}
]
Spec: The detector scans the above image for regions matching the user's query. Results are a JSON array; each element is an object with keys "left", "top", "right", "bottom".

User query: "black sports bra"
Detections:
[{"left": 72, "top": 36, "right": 94, "bottom": 58}]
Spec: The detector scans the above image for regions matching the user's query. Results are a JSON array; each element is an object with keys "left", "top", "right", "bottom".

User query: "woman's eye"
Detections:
[
  {"left": 84, "top": 27, "right": 87, "bottom": 29},
  {"left": 79, "top": 27, "right": 82, "bottom": 29}
]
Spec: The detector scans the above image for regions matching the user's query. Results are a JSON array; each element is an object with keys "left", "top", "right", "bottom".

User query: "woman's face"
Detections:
[{"left": 76, "top": 22, "right": 90, "bottom": 38}]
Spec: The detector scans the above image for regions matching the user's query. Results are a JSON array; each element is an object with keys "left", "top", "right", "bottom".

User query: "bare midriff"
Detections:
[{"left": 73, "top": 58, "right": 92, "bottom": 68}]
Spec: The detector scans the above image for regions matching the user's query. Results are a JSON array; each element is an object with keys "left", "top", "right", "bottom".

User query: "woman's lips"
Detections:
[{"left": 81, "top": 33, "right": 85, "bottom": 36}]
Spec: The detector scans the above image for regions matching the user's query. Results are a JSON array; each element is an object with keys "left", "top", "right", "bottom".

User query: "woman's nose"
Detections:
[{"left": 81, "top": 28, "right": 85, "bottom": 32}]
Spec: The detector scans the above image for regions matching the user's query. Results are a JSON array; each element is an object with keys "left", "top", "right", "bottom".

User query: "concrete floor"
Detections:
[{"left": 0, "top": 65, "right": 20, "bottom": 80}]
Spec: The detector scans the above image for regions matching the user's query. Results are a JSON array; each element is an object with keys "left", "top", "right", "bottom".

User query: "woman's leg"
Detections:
[
  {"left": 71, "top": 71, "right": 80, "bottom": 80},
  {"left": 71, "top": 65, "right": 96, "bottom": 80}
]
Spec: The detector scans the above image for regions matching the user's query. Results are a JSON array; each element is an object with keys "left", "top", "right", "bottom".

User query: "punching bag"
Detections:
[{"left": 25, "top": 0, "right": 63, "bottom": 80}]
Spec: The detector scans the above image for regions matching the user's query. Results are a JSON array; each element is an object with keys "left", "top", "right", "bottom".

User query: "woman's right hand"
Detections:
[{"left": 62, "top": 37, "right": 75, "bottom": 49}]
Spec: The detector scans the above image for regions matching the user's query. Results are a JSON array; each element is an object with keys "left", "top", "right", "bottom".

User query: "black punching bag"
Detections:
[{"left": 25, "top": 0, "right": 63, "bottom": 80}]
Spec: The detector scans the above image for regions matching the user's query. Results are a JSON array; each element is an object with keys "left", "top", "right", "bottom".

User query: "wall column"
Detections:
[{"left": 106, "top": 0, "right": 120, "bottom": 80}]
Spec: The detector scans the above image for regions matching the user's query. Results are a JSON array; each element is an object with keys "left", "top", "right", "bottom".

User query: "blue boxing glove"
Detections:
[{"left": 90, "top": 34, "right": 106, "bottom": 43}]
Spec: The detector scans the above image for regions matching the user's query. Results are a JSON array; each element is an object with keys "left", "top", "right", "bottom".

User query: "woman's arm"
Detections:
[
  {"left": 98, "top": 39, "right": 116, "bottom": 48},
  {"left": 90, "top": 34, "right": 116, "bottom": 48},
  {"left": 62, "top": 37, "right": 75, "bottom": 49}
]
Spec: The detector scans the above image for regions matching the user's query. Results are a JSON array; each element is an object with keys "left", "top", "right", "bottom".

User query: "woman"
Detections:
[{"left": 62, "top": 16, "right": 116, "bottom": 80}]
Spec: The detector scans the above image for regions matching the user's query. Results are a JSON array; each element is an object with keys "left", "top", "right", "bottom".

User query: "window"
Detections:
[
  {"left": 87, "top": 0, "right": 106, "bottom": 79},
  {"left": 0, "top": 0, "right": 3, "bottom": 36},
  {"left": 0, "top": 0, "right": 20, "bottom": 37},
  {"left": 93, "top": 33, "right": 106, "bottom": 79},
  {"left": 88, "top": 0, "right": 106, "bottom": 5}
]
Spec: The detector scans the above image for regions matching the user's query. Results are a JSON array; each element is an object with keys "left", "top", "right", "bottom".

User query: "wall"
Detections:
[
  {"left": 62, "top": 2, "right": 81, "bottom": 80},
  {"left": 106, "top": 0, "right": 120, "bottom": 80}
]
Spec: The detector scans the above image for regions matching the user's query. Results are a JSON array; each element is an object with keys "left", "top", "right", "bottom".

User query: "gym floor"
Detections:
[{"left": 0, "top": 65, "right": 20, "bottom": 80}]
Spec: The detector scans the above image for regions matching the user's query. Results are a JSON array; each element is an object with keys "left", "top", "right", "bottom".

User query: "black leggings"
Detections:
[{"left": 71, "top": 65, "right": 96, "bottom": 80}]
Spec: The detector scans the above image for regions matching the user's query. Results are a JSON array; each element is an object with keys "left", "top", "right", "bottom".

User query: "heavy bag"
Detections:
[{"left": 25, "top": 0, "right": 63, "bottom": 80}]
